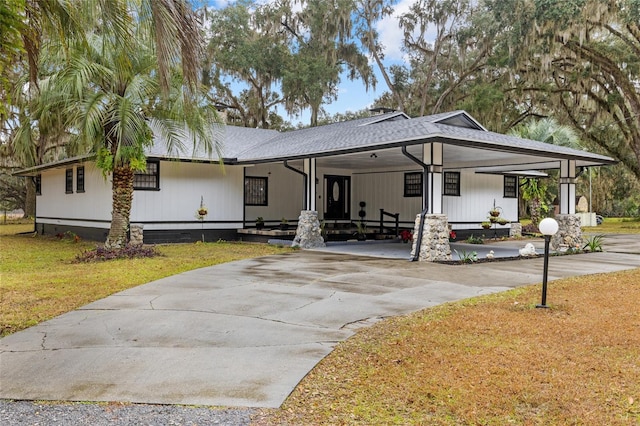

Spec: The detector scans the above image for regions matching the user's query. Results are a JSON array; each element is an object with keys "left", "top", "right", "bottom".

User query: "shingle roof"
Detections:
[
  {"left": 15, "top": 110, "right": 617, "bottom": 176},
  {"left": 232, "top": 113, "right": 615, "bottom": 165}
]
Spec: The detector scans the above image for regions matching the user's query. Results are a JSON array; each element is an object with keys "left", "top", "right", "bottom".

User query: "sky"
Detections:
[{"left": 198, "top": 0, "right": 415, "bottom": 126}]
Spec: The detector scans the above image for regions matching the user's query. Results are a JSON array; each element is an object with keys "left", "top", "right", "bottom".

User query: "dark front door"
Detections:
[{"left": 324, "top": 175, "right": 350, "bottom": 220}]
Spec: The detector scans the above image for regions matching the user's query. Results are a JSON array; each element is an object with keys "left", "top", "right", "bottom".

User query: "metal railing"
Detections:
[{"left": 379, "top": 209, "right": 400, "bottom": 237}]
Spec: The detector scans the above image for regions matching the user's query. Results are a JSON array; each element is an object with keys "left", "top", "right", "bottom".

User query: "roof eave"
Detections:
[
  {"left": 12, "top": 155, "right": 95, "bottom": 176},
  {"left": 233, "top": 133, "right": 618, "bottom": 167}
]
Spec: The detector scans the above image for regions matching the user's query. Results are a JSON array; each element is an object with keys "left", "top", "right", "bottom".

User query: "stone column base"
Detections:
[
  {"left": 410, "top": 214, "right": 452, "bottom": 261},
  {"left": 551, "top": 214, "right": 582, "bottom": 251},
  {"left": 130, "top": 224, "right": 144, "bottom": 246},
  {"left": 509, "top": 223, "right": 522, "bottom": 237},
  {"left": 292, "top": 210, "right": 326, "bottom": 249}
]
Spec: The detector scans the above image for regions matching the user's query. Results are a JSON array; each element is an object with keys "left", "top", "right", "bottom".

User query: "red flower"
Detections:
[
  {"left": 449, "top": 230, "right": 457, "bottom": 240},
  {"left": 400, "top": 230, "right": 413, "bottom": 242}
]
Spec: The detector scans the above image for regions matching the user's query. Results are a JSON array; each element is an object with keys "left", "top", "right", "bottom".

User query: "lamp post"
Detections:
[{"left": 537, "top": 218, "right": 559, "bottom": 308}]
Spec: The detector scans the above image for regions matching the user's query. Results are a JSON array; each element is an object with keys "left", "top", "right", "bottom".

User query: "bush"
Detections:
[
  {"left": 75, "top": 245, "right": 160, "bottom": 262},
  {"left": 465, "top": 234, "right": 484, "bottom": 244}
]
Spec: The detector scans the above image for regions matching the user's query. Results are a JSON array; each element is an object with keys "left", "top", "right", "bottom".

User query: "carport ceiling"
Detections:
[{"left": 312, "top": 143, "right": 568, "bottom": 172}]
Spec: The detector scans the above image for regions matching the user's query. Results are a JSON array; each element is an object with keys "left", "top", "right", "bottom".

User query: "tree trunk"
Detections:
[
  {"left": 530, "top": 197, "right": 542, "bottom": 230},
  {"left": 24, "top": 178, "right": 36, "bottom": 218},
  {"left": 105, "top": 165, "right": 134, "bottom": 249}
]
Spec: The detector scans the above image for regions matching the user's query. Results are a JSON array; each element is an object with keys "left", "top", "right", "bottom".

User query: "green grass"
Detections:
[
  {"left": 0, "top": 223, "right": 292, "bottom": 336},
  {"left": 584, "top": 216, "right": 640, "bottom": 234}
]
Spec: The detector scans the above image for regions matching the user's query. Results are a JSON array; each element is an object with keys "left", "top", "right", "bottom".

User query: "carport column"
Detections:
[
  {"left": 410, "top": 214, "right": 452, "bottom": 261},
  {"left": 553, "top": 160, "right": 582, "bottom": 251},
  {"left": 292, "top": 210, "right": 326, "bottom": 249},
  {"left": 422, "top": 143, "right": 444, "bottom": 214},
  {"left": 303, "top": 158, "right": 317, "bottom": 212}
]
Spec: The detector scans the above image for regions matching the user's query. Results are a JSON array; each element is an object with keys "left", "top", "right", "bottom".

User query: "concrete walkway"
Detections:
[{"left": 1, "top": 235, "right": 640, "bottom": 408}]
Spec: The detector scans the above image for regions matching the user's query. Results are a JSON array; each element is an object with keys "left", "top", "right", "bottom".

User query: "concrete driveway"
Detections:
[{"left": 2, "top": 237, "right": 640, "bottom": 408}]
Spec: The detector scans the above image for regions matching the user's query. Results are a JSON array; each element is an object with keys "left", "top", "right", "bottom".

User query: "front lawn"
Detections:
[{"left": 258, "top": 269, "right": 640, "bottom": 425}]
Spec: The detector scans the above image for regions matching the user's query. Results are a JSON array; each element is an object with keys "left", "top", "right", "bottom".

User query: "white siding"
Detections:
[
  {"left": 244, "top": 163, "right": 304, "bottom": 223},
  {"left": 131, "top": 162, "right": 243, "bottom": 229},
  {"left": 37, "top": 163, "right": 112, "bottom": 228},
  {"left": 352, "top": 170, "right": 422, "bottom": 225},
  {"left": 443, "top": 170, "right": 518, "bottom": 230}
]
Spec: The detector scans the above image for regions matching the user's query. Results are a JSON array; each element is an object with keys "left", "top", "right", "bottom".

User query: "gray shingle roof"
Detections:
[
  {"left": 232, "top": 113, "right": 615, "bottom": 165},
  {"left": 15, "top": 110, "right": 616, "bottom": 176}
]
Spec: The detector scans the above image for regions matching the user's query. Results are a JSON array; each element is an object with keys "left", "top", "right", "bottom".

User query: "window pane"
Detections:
[
  {"left": 245, "top": 177, "right": 268, "bottom": 206},
  {"left": 134, "top": 161, "right": 159, "bottom": 190},
  {"left": 65, "top": 169, "right": 73, "bottom": 193},
  {"left": 443, "top": 172, "right": 460, "bottom": 196},
  {"left": 35, "top": 175, "right": 42, "bottom": 196},
  {"left": 504, "top": 175, "right": 517, "bottom": 198},
  {"left": 404, "top": 172, "right": 422, "bottom": 197},
  {"left": 76, "top": 166, "right": 85, "bottom": 192}
]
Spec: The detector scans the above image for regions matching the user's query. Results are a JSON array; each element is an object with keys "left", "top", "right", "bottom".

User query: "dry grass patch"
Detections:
[
  {"left": 0, "top": 226, "right": 292, "bottom": 336},
  {"left": 258, "top": 269, "right": 640, "bottom": 425}
]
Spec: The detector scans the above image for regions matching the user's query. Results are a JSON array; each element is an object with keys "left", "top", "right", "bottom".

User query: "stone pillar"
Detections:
[
  {"left": 509, "top": 223, "right": 522, "bottom": 237},
  {"left": 130, "top": 224, "right": 144, "bottom": 246},
  {"left": 410, "top": 214, "right": 452, "bottom": 261},
  {"left": 292, "top": 210, "right": 326, "bottom": 249},
  {"left": 551, "top": 214, "right": 582, "bottom": 251}
]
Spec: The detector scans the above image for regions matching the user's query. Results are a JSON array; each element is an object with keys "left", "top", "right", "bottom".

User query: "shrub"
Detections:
[
  {"left": 75, "top": 245, "right": 160, "bottom": 262},
  {"left": 583, "top": 235, "right": 604, "bottom": 252},
  {"left": 465, "top": 234, "right": 484, "bottom": 244}
]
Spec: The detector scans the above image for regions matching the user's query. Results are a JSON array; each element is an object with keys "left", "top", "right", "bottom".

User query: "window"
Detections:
[
  {"left": 504, "top": 175, "right": 518, "bottom": 198},
  {"left": 134, "top": 160, "right": 160, "bottom": 190},
  {"left": 65, "top": 169, "right": 73, "bottom": 193},
  {"left": 443, "top": 172, "right": 460, "bottom": 196},
  {"left": 76, "top": 166, "right": 85, "bottom": 192},
  {"left": 245, "top": 176, "right": 268, "bottom": 206},
  {"left": 35, "top": 175, "right": 42, "bottom": 196},
  {"left": 404, "top": 172, "right": 422, "bottom": 197}
]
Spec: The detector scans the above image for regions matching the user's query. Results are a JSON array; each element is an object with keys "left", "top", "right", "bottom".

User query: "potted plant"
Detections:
[
  {"left": 489, "top": 207, "right": 501, "bottom": 217},
  {"left": 279, "top": 217, "right": 289, "bottom": 231},
  {"left": 320, "top": 220, "right": 328, "bottom": 241},
  {"left": 256, "top": 217, "right": 264, "bottom": 230},
  {"left": 497, "top": 217, "right": 509, "bottom": 226},
  {"left": 355, "top": 221, "right": 367, "bottom": 241},
  {"left": 481, "top": 221, "right": 492, "bottom": 229}
]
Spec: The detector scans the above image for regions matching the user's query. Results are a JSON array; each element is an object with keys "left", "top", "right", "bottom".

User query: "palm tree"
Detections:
[
  {"left": 9, "top": 0, "right": 204, "bottom": 221},
  {"left": 36, "top": 26, "right": 219, "bottom": 249},
  {"left": 509, "top": 118, "right": 580, "bottom": 228}
]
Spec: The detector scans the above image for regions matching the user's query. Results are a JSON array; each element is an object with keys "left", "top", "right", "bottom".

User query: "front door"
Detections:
[{"left": 324, "top": 175, "right": 350, "bottom": 220}]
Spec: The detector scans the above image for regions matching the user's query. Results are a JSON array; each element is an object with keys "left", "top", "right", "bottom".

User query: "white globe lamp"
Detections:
[{"left": 537, "top": 217, "right": 559, "bottom": 308}]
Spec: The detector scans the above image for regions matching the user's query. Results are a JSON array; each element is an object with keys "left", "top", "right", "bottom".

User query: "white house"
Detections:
[{"left": 17, "top": 110, "right": 616, "bottom": 245}]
